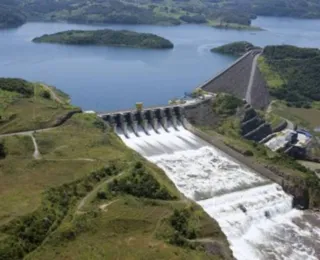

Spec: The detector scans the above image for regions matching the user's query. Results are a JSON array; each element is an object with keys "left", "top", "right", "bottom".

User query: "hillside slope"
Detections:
[{"left": 0, "top": 79, "right": 232, "bottom": 260}]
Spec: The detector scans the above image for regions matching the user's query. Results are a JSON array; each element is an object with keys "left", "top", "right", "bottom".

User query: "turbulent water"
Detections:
[{"left": 117, "top": 123, "right": 320, "bottom": 260}]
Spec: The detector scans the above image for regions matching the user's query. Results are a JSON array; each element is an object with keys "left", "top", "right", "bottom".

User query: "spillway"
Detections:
[{"left": 116, "top": 119, "right": 320, "bottom": 260}]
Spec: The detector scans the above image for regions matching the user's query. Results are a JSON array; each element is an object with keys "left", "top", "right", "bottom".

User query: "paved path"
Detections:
[{"left": 246, "top": 52, "right": 261, "bottom": 104}]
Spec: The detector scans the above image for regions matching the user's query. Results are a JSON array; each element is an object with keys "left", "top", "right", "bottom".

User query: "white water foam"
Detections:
[{"left": 117, "top": 124, "right": 320, "bottom": 260}]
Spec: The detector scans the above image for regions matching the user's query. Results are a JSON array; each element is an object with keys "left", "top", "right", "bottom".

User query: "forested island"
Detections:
[
  {"left": 2, "top": 0, "right": 320, "bottom": 30},
  {"left": 211, "top": 41, "right": 258, "bottom": 56},
  {"left": 33, "top": 29, "right": 174, "bottom": 49}
]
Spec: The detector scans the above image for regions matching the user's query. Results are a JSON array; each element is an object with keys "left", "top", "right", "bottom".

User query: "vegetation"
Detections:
[
  {"left": 0, "top": 78, "right": 79, "bottom": 134},
  {"left": 0, "top": 140, "right": 6, "bottom": 159},
  {"left": 0, "top": 165, "right": 120, "bottom": 260},
  {"left": 212, "top": 93, "right": 244, "bottom": 117},
  {"left": 0, "top": 81, "right": 232, "bottom": 259},
  {"left": 0, "top": 78, "right": 34, "bottom": 97},
  {"left": 4, "top": 0, "right": 320, "bottom": 30},
  {"left": 0, "top": 2, "right": 26, "bottom": 29},
  {"left": 33, "top": 29, "right": 174, "bottom": 49},
  {"left": 211, "top": 41, "right": 257, "bottom": 56},
  {"left": 197, "top": 93, "right": 320, "bottom": 209},
  {"left": 259, "top": 45, "right": 320, "bottom": 107},
  {"left": 108, "top": 162, "right": 176, "bottom": 200}
]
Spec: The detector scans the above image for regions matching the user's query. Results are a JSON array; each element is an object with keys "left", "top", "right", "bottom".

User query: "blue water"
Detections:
[{"left": 1, "top": 17, "right": 320, "bottom": 111}]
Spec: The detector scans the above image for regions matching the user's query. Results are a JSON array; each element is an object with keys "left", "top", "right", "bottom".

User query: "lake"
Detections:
[{"left": 1, "top": 16, "right": 320, "bottom": 111}]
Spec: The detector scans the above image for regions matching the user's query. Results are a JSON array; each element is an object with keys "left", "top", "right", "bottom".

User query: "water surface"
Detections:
[{"left": 1, "top": 17, "right": 320, "bottom": 111}]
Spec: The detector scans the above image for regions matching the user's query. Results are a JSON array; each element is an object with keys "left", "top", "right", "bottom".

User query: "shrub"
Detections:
[
  {"left": 108, "top": 162, "right": 175, "bottom": 200},
  {"left": 0, "top": 140, "right": 6, "bottom": 159},
  {"left": 0, "top": 78, "right": 34, "bottom": 97},
  {"left": 40, "top": 90, "right": 51, "bottom": 99}
]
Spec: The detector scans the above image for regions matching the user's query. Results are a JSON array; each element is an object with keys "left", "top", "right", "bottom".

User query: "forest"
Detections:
[
  {"left": 262, "top": 45, "right": 320, "bottom": 107},
  {"left": 2, "top": 0, "right": 320, "bottom": 29}
]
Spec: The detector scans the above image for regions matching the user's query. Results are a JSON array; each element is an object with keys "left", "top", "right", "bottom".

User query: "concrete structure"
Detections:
[
  {"left": 100, "top": 103, "right": 187, "bottom": 137},
  {"left": 265, "top": 129, "right": 312, "bottom": 157},
  {"left": 199, "top": 50, "right": 270, "bottom": 109},
  {"left": 99, "top": 49, "right": 273, "bottom": 140}
]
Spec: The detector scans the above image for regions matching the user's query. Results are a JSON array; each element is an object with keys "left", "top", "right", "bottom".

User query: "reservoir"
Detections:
[{"left": 1, "top": 17, "right": 320, "bottom": 111}]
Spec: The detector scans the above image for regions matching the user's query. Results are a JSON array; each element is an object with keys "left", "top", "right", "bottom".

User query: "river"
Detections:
[{"left": 1, "top": 17, "right": 320, "bottom": 111}]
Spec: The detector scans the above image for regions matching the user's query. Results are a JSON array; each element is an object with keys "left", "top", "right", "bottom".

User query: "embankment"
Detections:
[{"left": 200, "top": 50, "right": 270, "bottom": 109}]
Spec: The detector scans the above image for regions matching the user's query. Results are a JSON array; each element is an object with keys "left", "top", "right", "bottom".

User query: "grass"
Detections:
[
  {"left": 0, "top": 111, "right": 232, "bottom": 259},
  {"left": 258, "top": 56, "right": 285, "bottom": 89},
  {"left": 0, "top": 114, "right": 126, "bottom": 225},
  {"left": 265, "top": 111, "right": 283, "bottom": 129},
  {"left": 271, "top": 100, "right": 320, "bottom": 130},
  {"left": 27, "top": 196, "right": 230, "bottom": 260},
  {"left": 0, "top": 82, "right": 78, "bottom": 134}
]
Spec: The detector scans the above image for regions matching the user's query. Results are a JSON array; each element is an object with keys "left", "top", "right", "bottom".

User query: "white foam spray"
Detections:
[{"left": 117, "top": 122, "right": 320, "bottom": 260}]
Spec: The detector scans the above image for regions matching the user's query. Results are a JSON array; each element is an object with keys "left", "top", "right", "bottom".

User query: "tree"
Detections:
[{"left": 0, "top": 140, "right": 6, "bottom": 159}]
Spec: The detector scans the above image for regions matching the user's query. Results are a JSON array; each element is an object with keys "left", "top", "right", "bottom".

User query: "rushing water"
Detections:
[
  {"left": 1, "top": 17, "right": 320, "bottom": 111},
  {"left": 117, "top": 123, "right": 320, "bottom": 260}
]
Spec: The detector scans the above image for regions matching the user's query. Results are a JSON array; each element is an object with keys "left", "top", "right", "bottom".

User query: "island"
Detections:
[
  {"left": 211, "top": 41, "right": 258, "bottom": 56},
  {"left": 32, "top": 29, "right": 174, "bottom": 49}
]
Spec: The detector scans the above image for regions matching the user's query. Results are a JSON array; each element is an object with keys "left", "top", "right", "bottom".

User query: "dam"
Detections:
[{"left": 100, "top": 51, "right": 320, "bottom": 260}]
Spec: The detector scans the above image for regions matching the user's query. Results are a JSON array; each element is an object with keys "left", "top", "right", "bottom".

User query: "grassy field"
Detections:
[
  {"left": 0, "top": 81, "right": 79, "bottom": 134},
  {"left": 0, "top": 89, "right": 232, "bottom": 259},
  {"left": 27, "top": 196, "right": 230, "bottom": 260}
]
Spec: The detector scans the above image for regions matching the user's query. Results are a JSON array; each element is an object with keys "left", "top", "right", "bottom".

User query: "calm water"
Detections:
[{"left": 1, "top": 17, "right": 320, "bottom": 111}]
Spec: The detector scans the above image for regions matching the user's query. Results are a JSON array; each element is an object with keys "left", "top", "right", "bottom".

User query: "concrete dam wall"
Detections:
[
  {"left": 101, "top": 106, "right": 186, "bottom": 139},
  {"left": 200, "top": 50, "right": 270, "bottom": 109}
]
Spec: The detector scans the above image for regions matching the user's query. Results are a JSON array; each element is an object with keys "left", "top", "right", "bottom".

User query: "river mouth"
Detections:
[{"left": 117, "top": 124, "right": 320, "bottom": 260}]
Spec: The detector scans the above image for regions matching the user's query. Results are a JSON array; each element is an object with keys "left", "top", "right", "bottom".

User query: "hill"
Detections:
[
  {"left": 3, "top": 0, "right": 320, "bottom": 30},
  {"left": 0, "top": 78, "right": 80, "bottom": 134},
  {"left": 211, "top": 41, "right": 258, "bottom": 56},
  {"left": 258, "top": 45, "right": 320, "bottom": 108},
  {"left": 10, "top": 0, "right": 320, "bottom": 30},
  {"left": 0, "top": 78, "right": 232, "bottom": 260},
  {"left": 0, "top": 3, "right": 26, "bottom": 28},
  {"left": 33, "top": 29, "right": 174, "bottom": 49}
]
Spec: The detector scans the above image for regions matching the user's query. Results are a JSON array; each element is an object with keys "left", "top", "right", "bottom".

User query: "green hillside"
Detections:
[
  {"left": 0, "top": 3, "right": 26, "bottom": 28},
  {"left": 258, "top": 45, "right": 320, "bottom": 108},
  {"left": 0, "top": 79, "right": 232, "bottom": 260}
]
